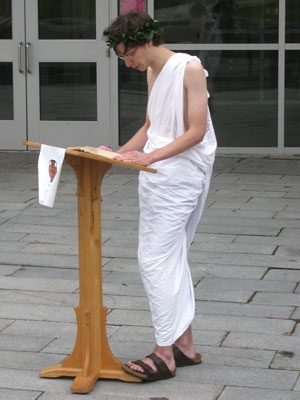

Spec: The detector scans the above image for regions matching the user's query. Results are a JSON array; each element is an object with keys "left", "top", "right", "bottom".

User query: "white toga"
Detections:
[{"left": 138, "top": 53, "right": 217, "bottom": 346}]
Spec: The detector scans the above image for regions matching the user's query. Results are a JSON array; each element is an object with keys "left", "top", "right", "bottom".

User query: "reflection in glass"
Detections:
[
  {"left": 286, "top": 0, "right": 300, "bottom": 43},
  {"left": 0, "top": 62, "right": 13, "bottom": 120},
  {"left": 119, "top": 50, "right": 278, "bottom": 148},
  {"left": 154, "top": 0, "right": 278, "bottom": 44},
  {"left": 38, "top": 0, "right": 96, "bottom": 39},
  {"left": 119, "top": 61, "right": 147, "bottom": 145},
  {"left": 0, "top": 0, "right": 11, "bottom": 39},
  {"left": 40, "top": 62, "right": 97, "bottom": 121},
  {"left": 285, "top": 51, "right": 300, "bottom": 147},
  {"left": 197, "top": 49, "right": 278, "bottom": 147}
]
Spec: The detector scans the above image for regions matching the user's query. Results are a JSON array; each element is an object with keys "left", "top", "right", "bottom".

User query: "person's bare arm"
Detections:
[
  {"left": 116, "top": 114, "right": 150, "bottom": 154},
  {"left": 115, "top": 61, "right": 208, "bottom": 166}
]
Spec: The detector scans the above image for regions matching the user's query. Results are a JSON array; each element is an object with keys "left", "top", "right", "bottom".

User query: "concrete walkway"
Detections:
[{"left": 1, "top": 151, "right": 300, "bottom": 400}]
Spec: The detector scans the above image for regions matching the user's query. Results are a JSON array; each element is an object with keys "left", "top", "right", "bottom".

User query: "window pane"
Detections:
[
  {"left": 0, "top": 0, "right": 12, "bottom": 39},
  {"left": 38, "top": 0, "right": 96, "bottom": 40},
  {"left": 286, "top": 0, "right": 300, "bottom": 43},
  {"left": 40, "top": 62, "right": 97, "bottom": 121},
  {"left": 118, "top": 61, "right": 147, "bottom": 145},
  {"left": 119, "top": 51, "right": 278, "bottom": 148},
  {"left": 0, "top": 62, "right": 13, "bottom": 119},
  {"left": 285, "top": 51, "right": 300, "bottom": 147},
  {"left": 155, "top": 0, "right": 279, "bottom": 44},
  {"left": 198, "top": 49, "right": 278, "bottom": 146}
]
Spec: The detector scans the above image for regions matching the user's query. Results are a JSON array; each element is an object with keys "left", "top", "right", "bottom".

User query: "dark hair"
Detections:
[{"left": 102, "top": 10, "right": 164, "bottom": 52}]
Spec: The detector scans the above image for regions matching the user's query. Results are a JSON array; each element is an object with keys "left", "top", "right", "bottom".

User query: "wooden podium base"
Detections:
[{"left": 40, "top": 305, "right": 141, "bottom": 393}]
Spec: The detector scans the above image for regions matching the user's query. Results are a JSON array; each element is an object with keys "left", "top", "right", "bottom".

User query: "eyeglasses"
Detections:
[{"left": 117, "top": 47, "right": 138, "bottom": 61}]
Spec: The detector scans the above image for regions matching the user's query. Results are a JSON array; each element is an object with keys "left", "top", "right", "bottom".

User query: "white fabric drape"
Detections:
[{"left": 138, "top": 53, "right": 217, "bottom": 346}]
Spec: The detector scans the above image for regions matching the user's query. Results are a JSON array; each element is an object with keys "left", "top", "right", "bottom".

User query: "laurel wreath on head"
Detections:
[{"left": 102, "top": 19, "right": 164, "bottom": 49}]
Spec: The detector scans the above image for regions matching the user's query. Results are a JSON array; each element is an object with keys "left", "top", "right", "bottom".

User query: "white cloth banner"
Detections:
[{"left": 38, "top": 144, "right": 65, "bottom": 208}]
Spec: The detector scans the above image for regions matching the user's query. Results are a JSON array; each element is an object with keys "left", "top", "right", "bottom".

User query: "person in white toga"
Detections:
[{"left": 102, "top": 10, "right": 217, "bottom": 382}]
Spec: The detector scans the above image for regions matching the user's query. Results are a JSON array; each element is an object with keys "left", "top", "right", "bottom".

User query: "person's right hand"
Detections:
[{"left": 98, "top": 145, "right": 113, "bottom": 152}]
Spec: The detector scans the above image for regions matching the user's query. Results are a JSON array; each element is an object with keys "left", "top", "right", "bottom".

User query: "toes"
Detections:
[{"left": 127, "top": 361, "right": 144, "bottom": 373}]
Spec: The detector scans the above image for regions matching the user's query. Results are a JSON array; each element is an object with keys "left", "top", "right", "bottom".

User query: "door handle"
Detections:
[
  {"left": 18, "top": 42, "right": 24, "bottom": 73},
  {"left": 26, "top": 42, "right": 32, "bottom": 73}
]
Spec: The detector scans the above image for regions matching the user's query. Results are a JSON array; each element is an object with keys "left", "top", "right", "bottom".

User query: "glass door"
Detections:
[
  {"left": 0, "top": 0, "right": 26, "bottom": 149},
  {"left": 0, "top": 0, "right": 111, "bottom": 150}
]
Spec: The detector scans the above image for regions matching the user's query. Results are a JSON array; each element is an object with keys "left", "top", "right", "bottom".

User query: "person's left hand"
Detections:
[{"left": 114, "top": 151, "right": 153, "bottom": 167}]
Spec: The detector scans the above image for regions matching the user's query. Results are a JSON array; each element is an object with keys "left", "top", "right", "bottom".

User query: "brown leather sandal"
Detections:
[
  {"left": 173, "top": 344, "right": 202, "bottom": 367},
  {"left": 122, "top": 353, "right": 176, "bottom": 381}
]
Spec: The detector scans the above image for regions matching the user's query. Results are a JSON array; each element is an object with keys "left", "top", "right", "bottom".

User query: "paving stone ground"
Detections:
[{"left": 1, "top": 151, "right": 300, "bottom": 399}]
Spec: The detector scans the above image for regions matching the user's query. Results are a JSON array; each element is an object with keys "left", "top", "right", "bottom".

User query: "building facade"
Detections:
[{"left": 0, "top": 0, "right": 299, "bottom": 154}]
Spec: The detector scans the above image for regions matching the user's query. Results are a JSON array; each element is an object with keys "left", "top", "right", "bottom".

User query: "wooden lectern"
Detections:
[{"left": 23, "top": 141, "right": 156, "bottom": 393}]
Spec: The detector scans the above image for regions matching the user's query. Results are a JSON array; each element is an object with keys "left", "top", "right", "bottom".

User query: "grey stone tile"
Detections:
[
  {"left": 20, "top": 232, "right": 77, "bottom": 245},
  {"left": 280, "top": 228, "right": 300, "bottom": 238},
  {"left": 5, "top": 223, "right": 77, "bottom": 236},
  {"left": 0, "top": 290, "right": 78, "bottom": 307},
  {"left": 196, "top": 277, "right": 297, "bottom": 293},
  {"left": 252, "top": 292, "right": 300, "bottom": 307},
  {"left": 271, "top": 352, "right": 300, "bottom": 371},
  {"left": 0, "top": 241, "right": 26, "bottom": 252},
  {"left": 107, "top": 309, "right": 152, "bottom": 327},
  {"left": 241, "top": 197, "right": 299, "bottom": 212},
  {"left": 194, "top": 288, "right": 253, "bottom": 303},
  {"left": 103, "top": 281, "right": 146, "bottom": 297},
  {"left": 200, "top": 345, "right": 274, "bottom": 368},
  {"left": 193, "top": 314, "right": 295, "bottom": 335},
  {"left": 2, "top": 320, "right": 76, "bottom": 338},
  {"left": 190, "top": 242, "right": 277, "bottom": 255},
  {"left": 275, "top": 246, "right": 300, "bottom": 258},
  {"left": 195, "top": 301, "right": 294, "bottom": 319},
  {"left": 223, "top": 332, "right": 300, "bottom": 354},
  {"left": 185, "top": 363, "right": 298, "bottom": 390},
  {"left": 0, "top": 265, "right": 21, "bottom": 276},
  {"left": 290, "top": 307, "right": 300, "bottom": 319},
  {"left": 0, "top": 350, "right": 67, "bottom": 371},
  {"left": 292, "top": 324, "right": 300, "bottom": 337},
  {"left": 0, "top": 368, "right": 70, "bottom": 393},
  {"left": 102, "top": 245, "right": 138, "bottom": 258},
  {"left": 0, "top": 302, "right": 75, "bottom": 323},
  {"left": 295, "top": 284, "right": 300, "bottom": 294},
  {"left": 41, "top": 337, "right": 75, "bottom": 355},
  {"left": 0, "top": 388, "right": 41, "bottom": 400},
  {"left": 10, "top": 266, "right": 79, "bottom": 281},
  {"left": 22, "top": 242, "right": 78, "bottom": 255},
  {"left": 0, "top": 252, "right": 78, "bottom": 269},
  {"left": 104, "top": 294, "right": 150, "bottom": 311},
  {"left": 0, "top": 232, "right": 27, "bottom": 241},
  {"left": 192, "top": 232, "right": 237, "bottom": 244},
  {"left": 0, "top": 334, "right": 51, "bottom": 352},
  {"left": 200, "top": 207, "right": 277, "bottom": 219},
  {"left": 235, "top": 234, "right": 300, "bottom": 247},
  {"left": 218, "top": 387, "right": 300, "bottom": 400},
  {"left": 39, "top": 380, "right": 223, "bottom": 400},
  {"left": 102, "top": 257, "right": 139, "bottom": 273},
  {"left": 0, "top": 319, "right": 13, "bottom": 331},
  {"left": 103, "top": 271, "right": 142, "bottom": 285},
  {"left": 192, "top": 264, "right": 267, "bottom": 280},
  {"left": 294, "top": 375, "right": 300, "bottom": 391},
  {"left": 0, "top": 276, "right": 78, "bottom": 293}
]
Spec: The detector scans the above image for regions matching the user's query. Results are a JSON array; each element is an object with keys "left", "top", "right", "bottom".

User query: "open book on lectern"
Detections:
[{"left": 68, "top": 146, "right": 119, "bottom": 159}]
